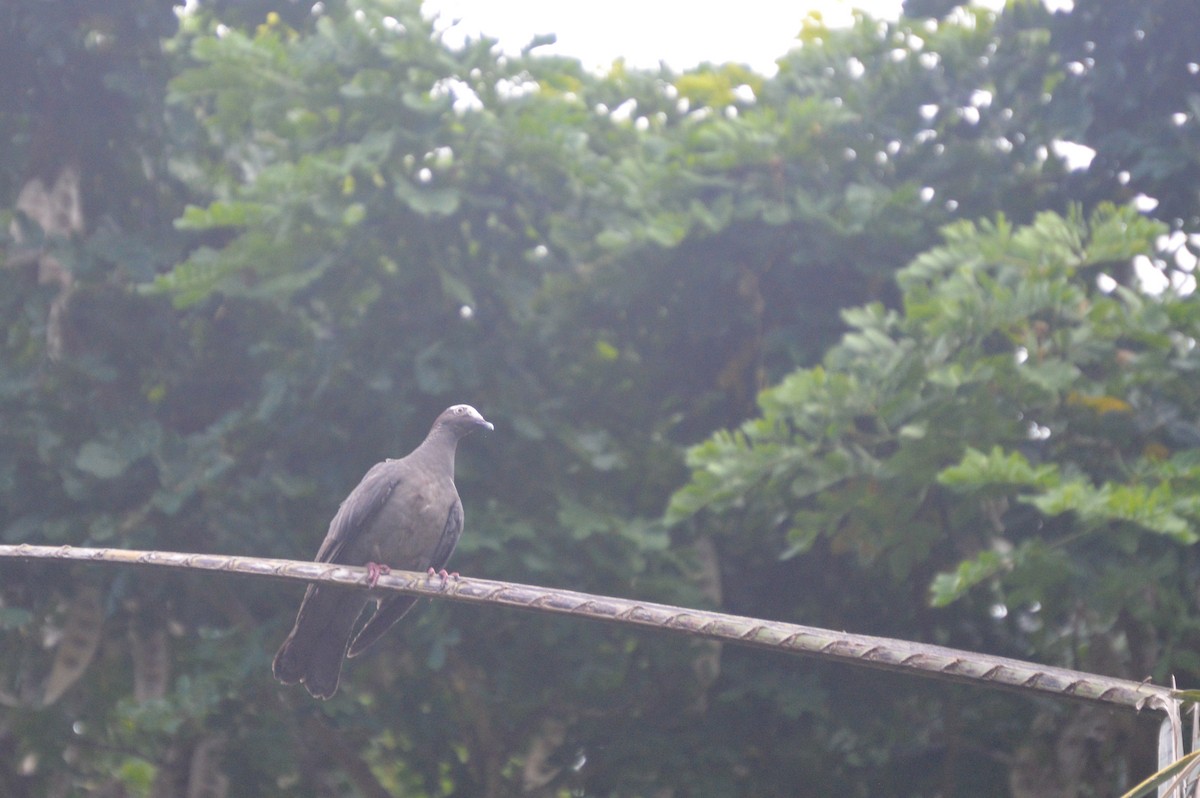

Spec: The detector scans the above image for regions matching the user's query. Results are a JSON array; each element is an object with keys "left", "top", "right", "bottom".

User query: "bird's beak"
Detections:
[{"left": 480, "top": 419, "right": 494, "bottom": 432}]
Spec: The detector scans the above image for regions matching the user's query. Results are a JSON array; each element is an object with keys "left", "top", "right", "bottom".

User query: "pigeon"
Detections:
[{"left": 273, "top": 404, "right": 493, "bottom": 699}]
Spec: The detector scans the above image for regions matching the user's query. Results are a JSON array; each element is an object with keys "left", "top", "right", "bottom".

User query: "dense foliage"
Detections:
[{"left": 2, "top": 0, "right": 1198, "bottom": 795}]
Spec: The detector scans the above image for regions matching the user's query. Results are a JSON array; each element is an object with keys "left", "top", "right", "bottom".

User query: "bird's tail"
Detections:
[
  {"left": 272, "top": 586, "right": 362, "bottom": 700},
  {"left": 272, "top": 630, "right": 307, "bottom": 685},
  {"left": 272, "top": 631, "right": 349, "bottom": 700},
  {"left": 297, "top": 634, "right": 349, "bottom": 700}
]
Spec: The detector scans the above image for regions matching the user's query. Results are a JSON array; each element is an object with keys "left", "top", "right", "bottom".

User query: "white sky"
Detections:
[{"left": 422, "top": 0, "right": 909, "bottom": 75}]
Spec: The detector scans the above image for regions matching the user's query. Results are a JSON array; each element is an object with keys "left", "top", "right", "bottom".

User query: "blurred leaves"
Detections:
[
  {"left": 4, "top": 0, "right": 1200, "bottom": 795},
  {"left": 76, "top": 421, "right": 161, "bottom": 480},
  {"left": 42, "top": 586, "right": 104, "bottom": 706},
  {"left": 674, "top": 200, "right": 1200, "bottom": 704}
]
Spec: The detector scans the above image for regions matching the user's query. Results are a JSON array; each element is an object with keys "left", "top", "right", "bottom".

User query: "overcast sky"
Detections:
[
  {"left": 421, "top": 0, "right": 911, "bottom": 75},
  {"left": 420, "top": 2, "right": 1078, "bottom": 76}
]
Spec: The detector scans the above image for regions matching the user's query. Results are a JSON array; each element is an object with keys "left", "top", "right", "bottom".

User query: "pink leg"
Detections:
[
  {"left": 426, "top": 567, "right": 458, "bottom": 589},
  {"left": 365, "top": 562, "right": 391, "bottom": 587}
]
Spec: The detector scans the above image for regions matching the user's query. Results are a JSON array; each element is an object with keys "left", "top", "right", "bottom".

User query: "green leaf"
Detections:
[
  {"left": 152, "top": 429, "right": 236, "bottom": 516},
  {"left": 174, "top": 201, "right": 263, "bottom": 230},
  {"left": 0, "top": 607, "right": 34, "bottom": 630},
  {"left": 937, "top": 446, "right": 1060, "bottom": 490},
  {"left": 393, "top": 179, "right": 460, "bottom": 216},
  {"left": 1116, "top": 749, "right": 1200, "bottom": 798},
  {"left": 76, "top": 422, "right": 161, "bottom": 479},
  {"left": 341, "top": 202, "right": 366, "bottom": 226},
  {"left": 1026, "top": 481, "right": 1198, "bottom": 543},
  {"left": 929, "top": 549, "right": 1007, "bottom": 607}
]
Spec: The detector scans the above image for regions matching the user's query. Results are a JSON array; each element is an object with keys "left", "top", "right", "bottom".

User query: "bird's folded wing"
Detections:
[{"left": 315, "top": 460, "right": 404, "bottom": 564}]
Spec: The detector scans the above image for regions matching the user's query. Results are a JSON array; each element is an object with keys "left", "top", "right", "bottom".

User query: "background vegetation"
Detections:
[{"left": 2, "top": 0, "right": 1199, "bottom": 795}]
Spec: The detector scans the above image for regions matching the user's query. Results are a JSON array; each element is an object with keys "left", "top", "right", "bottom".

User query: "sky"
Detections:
[{"left": 421, "top": 0, "right": 910, "bottom": 75}]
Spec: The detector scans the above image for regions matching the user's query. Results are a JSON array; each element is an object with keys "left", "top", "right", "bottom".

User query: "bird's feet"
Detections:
[
  {"left": 426, "top": 567, "right": 459, "bottom": 590},
  {"left": 365, "top": 562, "right": 391, "bottom": 587}
]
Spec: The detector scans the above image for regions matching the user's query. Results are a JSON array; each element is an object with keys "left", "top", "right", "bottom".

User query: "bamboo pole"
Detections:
[{"left": 0, "top": 543, "right": 1177, "bottom": 715}]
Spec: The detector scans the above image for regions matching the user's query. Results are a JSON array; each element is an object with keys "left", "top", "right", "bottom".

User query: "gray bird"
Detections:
[{"left": 273, "top": 404, "right": 493, "bottom": 699}]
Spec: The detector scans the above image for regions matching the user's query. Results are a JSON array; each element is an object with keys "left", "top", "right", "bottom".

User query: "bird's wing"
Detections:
[
  {"left": 427, "top": 498, "right": 464, "bottom": 572},
  {"left": 346, "top": 499, "right": 464, "bottom": 658},
  {"left": 314, "top": 460, "right": 404, "bottom": 565}
]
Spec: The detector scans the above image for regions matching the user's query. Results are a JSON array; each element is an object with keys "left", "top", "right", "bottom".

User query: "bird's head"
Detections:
[{"left": 436, "top": 404, "right": 494, "bottom": 437}]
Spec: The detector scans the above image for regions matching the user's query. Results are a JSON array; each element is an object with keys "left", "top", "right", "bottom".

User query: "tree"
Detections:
[{"left": 2, "top": 0, "right": 1197, "bottom": 795}]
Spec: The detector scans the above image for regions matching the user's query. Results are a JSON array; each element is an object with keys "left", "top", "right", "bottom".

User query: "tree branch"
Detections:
[{"left": 0, "top": 543, "right": 1177, "bottom": 715}]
